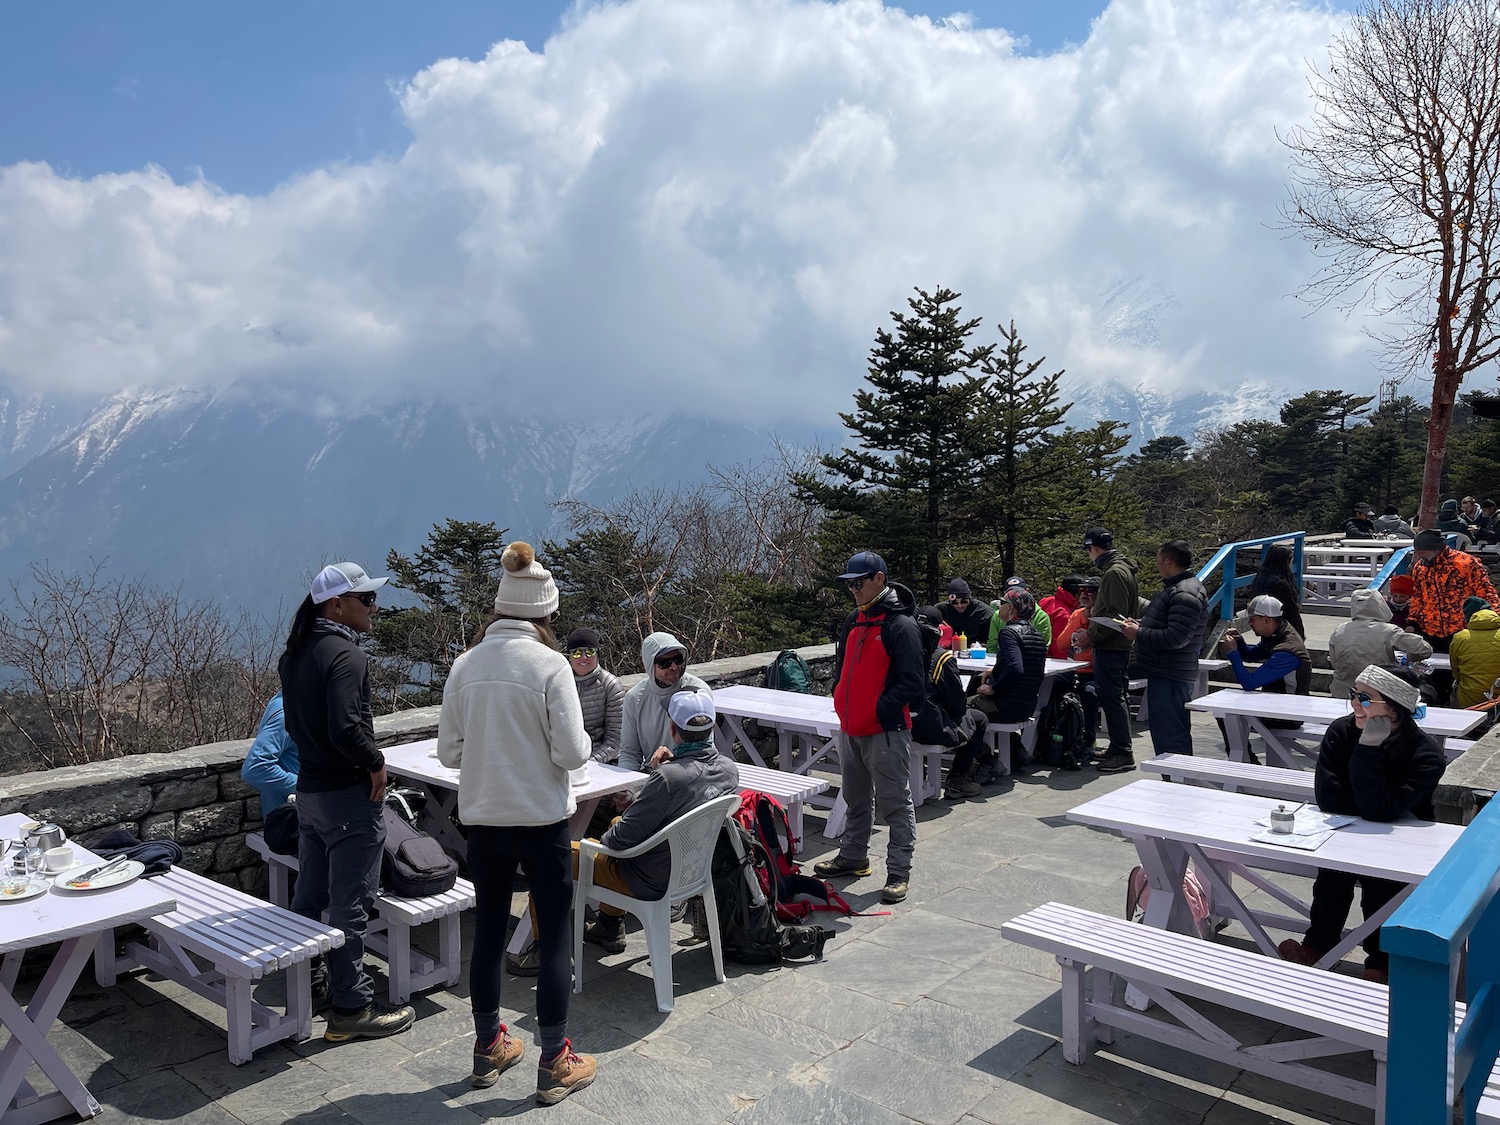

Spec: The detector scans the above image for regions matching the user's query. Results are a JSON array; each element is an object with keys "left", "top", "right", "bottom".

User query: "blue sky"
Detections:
[{"left": 0, "top": 1, "right": 1134, "bottom": 194}]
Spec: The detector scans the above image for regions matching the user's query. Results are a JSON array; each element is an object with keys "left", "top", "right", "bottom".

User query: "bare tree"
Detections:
[{"left": 1281, "top": 0, "right": 1500, "bottom": 524}]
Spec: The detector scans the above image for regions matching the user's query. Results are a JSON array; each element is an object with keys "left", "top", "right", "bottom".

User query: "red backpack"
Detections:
[{"left": 733, "top": 791, "right": 864, "bottom": 922}]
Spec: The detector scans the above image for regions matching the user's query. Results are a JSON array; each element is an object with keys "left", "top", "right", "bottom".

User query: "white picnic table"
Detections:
[
  {"left": 1185, "top": 688, "right": 1484, "bottom": 768},
  {"left": 0, "top": 813, "right": 177, "bottom": 1125},
  {"left": 1067, "top": 780, "right": 1462, "bottom": 971}
]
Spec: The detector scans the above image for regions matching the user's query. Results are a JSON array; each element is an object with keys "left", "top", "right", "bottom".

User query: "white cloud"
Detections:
[{"left": 0, "top": 0, "right": 1364, "bottom": 424}]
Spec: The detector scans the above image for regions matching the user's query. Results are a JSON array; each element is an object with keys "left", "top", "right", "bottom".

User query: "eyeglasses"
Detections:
[
  {"left": 1349, "top": 689, "right": 1380, "bottom": 708},
  {"left": 567, "top": 648, "right": 598, "bottom": 660},
  {"left": 845, "top": 577, "right": 872, "bottom": 591},
  {"left": 654, "top": 653, "right": 686, "bottom": 669},
  {"left": 340, "top": 591, "right": 377, "bottom": 607}
]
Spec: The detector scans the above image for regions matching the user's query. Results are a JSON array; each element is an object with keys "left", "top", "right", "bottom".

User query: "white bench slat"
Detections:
[{"left": 1138, "top": 755, "right": 1316, "bottom": 801}]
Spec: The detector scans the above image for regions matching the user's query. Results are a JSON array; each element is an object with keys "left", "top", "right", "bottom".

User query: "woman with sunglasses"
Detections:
[
  {"left": 563, "top": 627, "right": 626, "bottom": 764},
  {"left": 436, "top": 542, "right": 597, "bottom": 1104},
  {"left": 1278, "top": 663, "right": 1446, "bottom": 983}
]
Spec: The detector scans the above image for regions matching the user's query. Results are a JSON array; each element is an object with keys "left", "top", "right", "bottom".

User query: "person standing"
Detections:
[
  {"left": 280, "top": 562, "right": 415, "bottom": 1042},
  {"left": 618, "top": 632, "right": 710, "bottom": 772},
  {"left": 1407, "top": 528, "right": 1500, "bottom": 703},
  {"left": 436, "top": 542, "right": 598, "bottom": 1104},
  {"left": 1083, "top": 528, "right": 1139, "bottom": 774},
  {"left": 1121, "top": 541, "right": 1209, "bottom": 756},
  {"left": 813, "top": 551, "right": 923, "bottom": 904},
  {"left": 1247, "top": 544, "right": 1306, "bottom": 644}
]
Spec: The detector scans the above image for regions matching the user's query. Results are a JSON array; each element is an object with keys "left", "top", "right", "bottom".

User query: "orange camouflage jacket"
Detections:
[{"left": 1409, "top": 549, "right": 1500, "bottom": 639}]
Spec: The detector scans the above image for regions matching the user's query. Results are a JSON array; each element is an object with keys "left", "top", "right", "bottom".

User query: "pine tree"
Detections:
[{"left": 797, "top": 287, "right": 996, "bottom": 601}]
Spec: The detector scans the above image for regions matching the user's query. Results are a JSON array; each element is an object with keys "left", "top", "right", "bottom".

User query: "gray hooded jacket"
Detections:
[
  {"left": 618, "top": 631, "right": 710, "bottom": 771},
  {"left": 1326, "top": 589, "right": 1434, "bottom": 698}
]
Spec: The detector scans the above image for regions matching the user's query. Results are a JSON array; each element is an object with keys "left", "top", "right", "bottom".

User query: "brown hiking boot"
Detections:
[
  {"left": 1277, "top": 938, "right": 1326, "bottom": 966},
  {"left": 471, "top": 1025, "right": 524, "bottom": 1088},
  {"left": 536, "top": 1039, "right": 596, "bottom": 1105}
]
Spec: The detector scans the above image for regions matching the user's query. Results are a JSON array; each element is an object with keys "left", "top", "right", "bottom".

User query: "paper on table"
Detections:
[
  {"left": 1252, "top": 809, "right": 1357, "bottom": 833},
  {"left": 1248, "top": 827, "right": 1334, "bottom": 850}
]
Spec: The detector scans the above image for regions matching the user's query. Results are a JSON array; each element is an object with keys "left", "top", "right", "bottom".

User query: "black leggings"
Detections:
[{"left": 467, "top": 821, "right": 573, "bottom": 1046}]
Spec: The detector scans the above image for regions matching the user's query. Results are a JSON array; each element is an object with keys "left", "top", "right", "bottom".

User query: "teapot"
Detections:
[{"left": 25, "top": 823, "right": 66, "bottom": 851}]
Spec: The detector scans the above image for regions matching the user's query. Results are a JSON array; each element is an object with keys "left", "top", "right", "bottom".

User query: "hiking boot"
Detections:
[
  {"left": 324, "top": 1001, "right": 416, "bottom": 1043},
  {"left": 881, "top": 878, "right": 908, "bottom": 904},
  {"left": 584, "top": 917, "right": 626, "bottom": 954},
  {"left": 973, "top": 764, "right": 1006, "bottom": 786},
  {"left": 1094, "top": 752, "right": 1136, "bottom": 774},
  {"left": 536, "top": 1039, "right": 597, "bottom": 1105},
  {"left": 506, "top": 941, "right": 540, "bottom": 977},
  {"left": 688, "top": 897, "right": 711, "bottom": 943},
  {"left": 1363, "top": 963, "right": 1389, "bottom": 985},
  {"left": 471, "top": 1025, "right": 524, "bottom": 1088},
  {"left": 945, "top": 779, "right": 981, "bottom": 800},
  {"left": 1277, "top": 938, "right": 1326, "bottom": 966},
  {"left": 813, "top": 855, "right": 871, "bottom": 878}
]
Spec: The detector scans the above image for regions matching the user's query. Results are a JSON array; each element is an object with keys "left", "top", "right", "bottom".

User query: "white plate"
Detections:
[
  {"left": 0, "top": 876, "right": 50, "bottom": 902},
  {"left": 52, "top": 859, "right": 145, "bottom": 891}
]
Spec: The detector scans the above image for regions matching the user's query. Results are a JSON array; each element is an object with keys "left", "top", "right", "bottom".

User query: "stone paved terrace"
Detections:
[{"left": 16, "top": 711, "right": 1374, "bottom": 1125}]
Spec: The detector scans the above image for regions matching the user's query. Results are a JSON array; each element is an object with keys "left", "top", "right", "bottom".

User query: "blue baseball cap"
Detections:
[{"left": 838, "top": 551, "right": 887, "bottom": 580}]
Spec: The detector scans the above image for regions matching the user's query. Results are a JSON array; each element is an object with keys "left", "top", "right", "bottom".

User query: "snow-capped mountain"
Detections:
[{"left": 1066, "top": 376, "right": 1286, "bottom": 447}]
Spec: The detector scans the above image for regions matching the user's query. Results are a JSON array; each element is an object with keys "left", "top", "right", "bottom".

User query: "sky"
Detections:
[{"left": 0, "top": 0, "right": 1373, "bottom": 424}]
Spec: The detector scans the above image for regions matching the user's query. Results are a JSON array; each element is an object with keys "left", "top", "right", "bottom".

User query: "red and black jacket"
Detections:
[{"left": 832, "top": 582, "right": 924, "bottom": 737}]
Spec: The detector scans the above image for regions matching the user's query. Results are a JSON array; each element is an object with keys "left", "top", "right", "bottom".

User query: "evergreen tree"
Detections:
[
  {"left": 1260, "top": 391, "right": 1373, "bottom": 527},
  {"left": 797, "top": 287, "right": 996, "bottom": 602}
]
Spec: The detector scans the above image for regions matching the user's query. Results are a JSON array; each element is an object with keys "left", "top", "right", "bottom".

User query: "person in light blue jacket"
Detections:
[{"left": 241, "top": 693, "right": 299, "bottom": 811}]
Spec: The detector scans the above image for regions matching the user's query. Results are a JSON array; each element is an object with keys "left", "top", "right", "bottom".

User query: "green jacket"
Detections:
[
  {"left": 1088, "top": 551, "right": 1140, "bottom": 651},
  {"left": 987, "top": 603, "right": 1052, "bottom": 654}
]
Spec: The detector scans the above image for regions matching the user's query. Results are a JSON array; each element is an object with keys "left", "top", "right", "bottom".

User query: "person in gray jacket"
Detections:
[
  {"left": 565, "top": 628, "right": 626, "bottom": 763},
  {"left": 618, "top": 632, "right": 710, "bottom": 771},
  {"left": 1122, "top": 540, "right": 1209, "bottom": 756},
  {"left": 587, "top": 689, "right": 739, "bottom": 953},
  {"left": 1327, "top": 589, "right": 1433, "bottom": 698}
]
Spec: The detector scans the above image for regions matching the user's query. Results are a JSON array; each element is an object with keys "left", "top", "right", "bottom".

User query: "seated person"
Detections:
[
  {"left": 1386, "top": 574, "right": 1414, "bottom": 628},
  {"left": 1326, "top": 589, "right": 1433, "bottom": 698},
  {"left": 1220, "top": 595, "right": 1312, "bottom": 745},
  {"left": 566, "top": 628, "right": 626, "bottom": 763},
  {"left": 974, "top": 591, "right": 1047, "bottom": 768},
  {"left": 1279, "top": 664, "right": 1445, "bottom": 983},
  {"left": 1061, "top": 577, "right": 1100, "bottom": 745},
  {"left": 940, "top": 579, "right": 991, "bottom": 649},
  {"left": 1343, "top": 503, "right": 1377, "bottom": 539},
  {"left": 910, "top": 606, "right": 992, "bottom": 800},
  {"left": 987, "top": 577, "right": 1052, "bottom": 653},
  {"left": 1478, "top": 499, "right": 1500, "bottom": 545},
  {"left": 1372, "top": 505, "right": 1414, "bottom": 538},
  {"left": 1449, "top": 597, "right": 1500, "bottom": 707},
  {"left": 1437, "top": 498, "right": 1473, "bottom": 538},
  {"left": 241, "top": 691, "right": 299, "bottom": 812},
  {"left": 1040, "top": 576, "right": 1085, "bottom": 656},
  {"left": 581, "top": 690, "right": 740, "bottom": 954}
]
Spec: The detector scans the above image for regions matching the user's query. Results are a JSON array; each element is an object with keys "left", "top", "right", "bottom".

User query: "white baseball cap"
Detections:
[
  {"left": 310, "top": 562, "right": 390, "bottom": 604},
  {"left": 1247, "top": 594, "right": 1284, "bottom": 619},
  {"left": 667, "top": 689, "right": 717, "bottom": 734}
]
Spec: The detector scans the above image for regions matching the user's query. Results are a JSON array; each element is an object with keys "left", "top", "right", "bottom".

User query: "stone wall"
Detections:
[{"left": 0, "top": 643, "right": 837, "bottom": 896}]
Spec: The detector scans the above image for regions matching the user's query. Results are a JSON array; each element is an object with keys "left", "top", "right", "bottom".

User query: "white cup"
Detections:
[{"left": 44, "top": 846, "right": 74, "bottom": 873}]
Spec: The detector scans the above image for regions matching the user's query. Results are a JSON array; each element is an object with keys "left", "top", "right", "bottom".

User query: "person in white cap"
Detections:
[
  {"left": 279, "top": 561, "right": 416, "bottom": 1043},
  {"left": 1220, "top": 594, "right": 1312, "bottom": 700},
  {"left": 586, "top": 688, "right": 739, "bottom": 952},
  {"left": 436, "top": 541, "right": 598, "bottom": 1104}
]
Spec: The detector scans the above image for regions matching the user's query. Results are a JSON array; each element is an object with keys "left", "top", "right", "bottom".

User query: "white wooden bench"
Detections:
[
  {"left": 1002, "top": 901, "right": 1465, "bottom": 1122},
  {"left": 734, "top": 763, "right": 830, "bottom": 844},
  {"left": 246, "top": 833, "right": 474, "bottom": 1005},
  {"left": 1138, "top": 754, "right": 1316, "bottom": 801},
  {"left": 95, "top": 867, "right": 343, "bottom": 1065}
]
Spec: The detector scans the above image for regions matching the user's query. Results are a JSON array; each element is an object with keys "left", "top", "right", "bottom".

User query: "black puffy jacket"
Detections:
[{"left": 1131, "top": 572, "right": 1210, "bottom": 683}]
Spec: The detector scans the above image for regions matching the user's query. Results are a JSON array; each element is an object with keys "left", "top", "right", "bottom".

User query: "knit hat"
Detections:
[
  {"left": 946, "top": 578, "right": 972, "bottom": 599},
  {"left": 493, "top": 541, "right": 559, "bottom": 617},
  {"left": 1464, "top": 596, "right": 1491, "bottom": 622},
  {"left": 1389, "top": 574, "right": 1414, "bottom": 598},
  {"left": 1413, "top": 529, "right": 1445, "bottom": 551},
  {"left": 1354, "top": 502, "right": 1375, "bottom": 515},
  {"left": 1247, "top": 594, "right": 1283, "bottom": 619},
  {"left": 565, "top": 627, "right": 600, "bottom": 650}
]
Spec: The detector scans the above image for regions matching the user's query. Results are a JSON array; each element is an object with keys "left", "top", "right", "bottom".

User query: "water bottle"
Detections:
[{"left": 1396, "top": 651, "right": 1408, "bottom": 668}]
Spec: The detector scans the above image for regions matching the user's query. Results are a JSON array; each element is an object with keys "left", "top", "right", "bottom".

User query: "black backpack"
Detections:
[
  {"left": 765, "top": 649, "right": 812, "bottom": 693},
  {"left": 1037, "top": 689, "right": 1087, "bottom": 771},
  {"left": 711, "top": 822, "right": 832, "bottom": 964},
  {"left": 381, "top": 792, "right": 459, "bottom": 897}
]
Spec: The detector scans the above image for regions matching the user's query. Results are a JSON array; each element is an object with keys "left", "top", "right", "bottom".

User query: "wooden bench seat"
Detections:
[
  {"left": 734, "top": 763, "right": 829, "bottom": 843},
  {"left": 1003, "top": 901, "right": 1413, "bottom": 1119},
  {"left": 247, "top": 833, "right": 474, "bottom": 1005},
  {"left": 1138, "top": 754, "right": 1316, "bottom": 801},
  {"left": 95, "top": 866, "right": 343, "bottom": 1064}
]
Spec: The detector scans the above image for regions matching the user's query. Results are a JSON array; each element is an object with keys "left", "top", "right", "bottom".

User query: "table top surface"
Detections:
[
  {"left": 1067, "top": 780, "right": 1461, "bottom": 882},
  {"left": 1304, "top": 543, "right": 1404, "bottom": 557},
  {"left": 712, "top": 685, "right": 839, "bottom": 727},
  {"left": 1185, "top": 687, "right": 1484, "bottom": 736},
  {"left": 0, "top": 813, "right": 177, "bottom": 955},
  {"left": 954, "top": 655, "right": 1088, "bottom": 675},
  {"left": 383, "top": 739, "right": 649, "bottom": 799}
]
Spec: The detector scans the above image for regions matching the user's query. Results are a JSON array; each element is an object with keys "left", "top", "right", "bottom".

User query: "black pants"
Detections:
[
  {"left": 1093, "top": 648, "right": 1133, "bottom": 756},
  {"left": 1304, "top": 869, "right": 1403, "bottom": 971},
  {"left": 948, "top": 708, "right": 991, "bottom": 777},
  {"left": 1423, "top": 634, "right": 1454, "bottom": 705},
  {"left": 467, "top": 821, "right": 573, "bottom": 1046}
]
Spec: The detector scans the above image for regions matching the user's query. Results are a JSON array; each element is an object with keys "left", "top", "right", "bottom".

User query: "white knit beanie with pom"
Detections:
[{"left": 494, "top": 541, "right": 560, "bottom": 617}]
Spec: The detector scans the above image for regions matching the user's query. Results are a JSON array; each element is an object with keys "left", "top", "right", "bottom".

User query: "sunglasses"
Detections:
[
  {"left": 948, "top": 595, "right": 969, "bottom": 605},
  {"left": 845, "top": 577, "right": 873, "bottom": 591},
  {"left": 1348, "top": 689, "right": 1381, "bottom": 708},
  {"left": 654, "top": 652, "right": 686, "bottom": 669},
  {"left": 340, "top": 591, "right": 377, "bottom": 607},
  {"left": 567, "top": 647, "right": 598, "bottom": 660}
]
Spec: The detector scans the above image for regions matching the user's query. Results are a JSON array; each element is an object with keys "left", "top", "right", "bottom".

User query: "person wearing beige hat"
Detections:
[{"left": 437, "top": 542, "right": 597, "bottom": 1105}]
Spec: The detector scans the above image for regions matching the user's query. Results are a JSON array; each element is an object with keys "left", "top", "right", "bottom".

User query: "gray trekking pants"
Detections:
[{"left": 836, "top": 729, "right": 916, "bottom": 880}]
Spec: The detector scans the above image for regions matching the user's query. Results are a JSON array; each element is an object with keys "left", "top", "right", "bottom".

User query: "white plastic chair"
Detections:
[{"left": 573, "top": 792, "right": 738, "bottom": 1012}]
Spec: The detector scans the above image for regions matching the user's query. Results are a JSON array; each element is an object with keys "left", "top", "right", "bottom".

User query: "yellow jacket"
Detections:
[{"left": 1449, "top": 609, "right": 1500, "bottom": 707}]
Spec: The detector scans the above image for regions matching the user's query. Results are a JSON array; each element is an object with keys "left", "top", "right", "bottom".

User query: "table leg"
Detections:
[
  {"left": 0, "top": 936, "right": 103, "bottom": 1125},
  {"left": 1223, "top": 714, "right": 1250, "bottom": 763},
  {"left": 1133, "top": 837, "right": 1196, "bottom": 936},
  {"left": 506, "top": 795, "right": 604, "bottom": 956},
  {"left": 1181, "top": 843, "right": 1280, "bottom": 957}
]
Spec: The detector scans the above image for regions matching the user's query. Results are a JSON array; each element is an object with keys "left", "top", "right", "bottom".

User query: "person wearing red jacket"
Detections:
[
  {"left": 814, "top": 551, "right": 924, "bottom": 904},
  {"left": 1040, "top": 576, "right": 1084, "bottom": 658}
]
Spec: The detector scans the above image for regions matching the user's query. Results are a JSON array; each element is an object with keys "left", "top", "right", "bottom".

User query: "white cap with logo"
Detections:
[
  {"left": 1247, "top": 594, "right": 1284, "bottom": 619},
  {"left": 667, "top": 689, "right": 717, "bottom": 735},
  {"left": 310, "top": 562, "right": 390, "bottom": 604}
]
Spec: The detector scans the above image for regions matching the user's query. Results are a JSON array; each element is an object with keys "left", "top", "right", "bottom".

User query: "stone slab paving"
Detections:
[{"left": 12, "top": 712, "right": 1375, "bottom": 1125}]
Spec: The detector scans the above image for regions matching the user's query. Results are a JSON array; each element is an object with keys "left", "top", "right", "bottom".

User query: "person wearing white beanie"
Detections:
[{"left": 436, "top": 541, "right": 597, "bottom": 1103}]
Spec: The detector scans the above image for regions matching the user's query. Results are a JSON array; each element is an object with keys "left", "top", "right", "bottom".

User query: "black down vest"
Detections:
[{"left": 994, "top": 623, "right": 1047, "bottom": 724}]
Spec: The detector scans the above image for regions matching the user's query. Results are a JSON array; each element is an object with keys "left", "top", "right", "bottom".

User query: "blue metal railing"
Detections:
[
  {"left": 1197, "top": 532, "right": 1305, "bottom": 622},
  {"left": 1384, "top": 799, "right": 1500, "bottom": 1123},
  {"left": 1368, "top": 546, "right": 1413, "bottom": 592}
]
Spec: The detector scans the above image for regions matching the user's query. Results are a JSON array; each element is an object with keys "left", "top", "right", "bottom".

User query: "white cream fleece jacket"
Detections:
[{"left": 436, "top": 618, "right": 591, "bottom": 827}]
